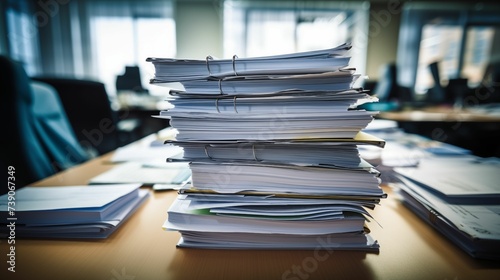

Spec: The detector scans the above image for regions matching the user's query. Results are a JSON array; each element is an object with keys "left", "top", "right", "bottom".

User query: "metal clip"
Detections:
[{"left": 232, "top": 54, "right": 238, "bottom": 76}]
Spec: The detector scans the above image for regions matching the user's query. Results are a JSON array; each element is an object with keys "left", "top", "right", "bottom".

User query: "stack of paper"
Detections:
[
  {"left": 0, "top": 184, "right": 149, "bottom": 238},
  {"left": 392, "top": 157, "right": 500, "bottom": 260},
  {"left": 159, "top": 90, "right": 375, "bottom": 141},
  {"left": 148, "top": 43, "right": 386, "bottom": 250},
  {"left": 147, "top": 43, "right": 351, "bottom": 82}
]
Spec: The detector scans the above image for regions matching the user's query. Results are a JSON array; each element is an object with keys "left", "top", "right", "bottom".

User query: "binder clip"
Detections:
[
  {"left": 233, "top": 96, "right": 238, "bottom": 113},
  {"left": 205, "top": 55, "right": 214, "bottom": 76},
  {"left": 218, "top": 79, "right": 224, "bottom": 95},
  {"left": 232, "top": 55, "right": 238, "bottom": 76},
  {"left": 215, "top": 98, "right": 221, "bottom": 113},
  {"left": 252, "top": 144, "right": 261, "bottom": 162},
  {"left": 214, "top": 96, "right": 239, "bottom": 113},
  {"left": 204, "top": 145, "right": 214, "bottom": 160}
]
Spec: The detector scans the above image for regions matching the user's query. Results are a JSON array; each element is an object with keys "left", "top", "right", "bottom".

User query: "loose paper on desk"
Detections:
[
  {"left": 394, "top": 157, "right": 500, "bottom": 198},
  {"left": 110, "top": 134, "right": 182, "bottom": 163},
  {"left": 89, "top": 162, "right": 191, "bottom": 186},
  {"left": 396, "top": 175, "right": 500, "bottom": 240}
]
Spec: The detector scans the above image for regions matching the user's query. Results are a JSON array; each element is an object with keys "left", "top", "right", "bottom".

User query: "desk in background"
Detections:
[
  {"left": 377, "top": 106, "right": 500, "bottom": 123},
  {"left": 378, "top": 106, "right": 500, "bottom": 158},
  {"left": 115, "top": 91, "right": 171, "bottom": 143},
  {"left": 1, "top": 139, "right": 499, "bottom": 279}
]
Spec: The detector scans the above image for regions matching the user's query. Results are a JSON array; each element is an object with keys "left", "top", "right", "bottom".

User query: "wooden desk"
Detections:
[
  {"left": 1, "top": 153, "right": 499, "bottom": 280},
  {"left": 377, "top": 106, "right": 500, "bottom": 158},
  {"left": 378, "top": 106, "right": 500, "bottom": 122}
]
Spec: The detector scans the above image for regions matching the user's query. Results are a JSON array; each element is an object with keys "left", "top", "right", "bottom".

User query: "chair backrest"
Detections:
[
  {"left": 478, "top": 61, "right": 500, "bottom": 104},
  {"left": 116, "top": 65, "right": 148, "bottom": 93},
  {"left": 0, "top": 56, "right": 88, "bottom": 190},
  {"left": 372, "top": 63, "right": 398, "bottom": 102},
  {"left": 427, "top": 61, "right": 447, "bottom": 104},
  {"left": 31, "top": 81, "right": 89, "bottom": 168},
  {"left": 32, "top": 77, "right": 121, "bottom": 155}
]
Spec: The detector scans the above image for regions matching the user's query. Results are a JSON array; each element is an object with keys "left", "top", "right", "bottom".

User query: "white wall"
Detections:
[
  {"left": 365, "top": 1, "right": 401, "bottom": 79},
  {"left": 175, "top": 0, "right": 223, "bottom": 59},
  {"left": 173, "top": 0, "right": 401, "bottom": 79}
]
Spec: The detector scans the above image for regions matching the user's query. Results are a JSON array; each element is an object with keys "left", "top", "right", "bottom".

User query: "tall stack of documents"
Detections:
[{"left": 148, "top": 43, "right": 387, "bottom": 250}]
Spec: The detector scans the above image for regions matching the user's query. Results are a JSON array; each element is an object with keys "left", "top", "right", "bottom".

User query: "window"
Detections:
[
  {"left": 86, "top": 0, "right": 175, "bottom": 96},
  {"left": 5, "top": 1, "right": 41, "bottom": 75},
  {"left": 415, "top": 24, "right": 496, "bottom": 94},
  {"left": 398, "top": 3, "right": 500, "bottom": 98},
  {"left": 415, "top": 24, "right": 462, "bottom": 94},
  {"left": 461, "top": 26, "right": 496, "bottom": 87},
  {"left": 223, "top": 0, "right": 369, "bottom": 81},
  {"left": 91, "top": 16, "right": 175, "bottom": 96}
]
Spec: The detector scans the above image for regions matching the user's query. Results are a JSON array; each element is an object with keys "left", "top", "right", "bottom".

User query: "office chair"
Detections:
[
  {"left": 476, "top": 61, "right": 500, "bottom": 104},
  {"left": 116, "top": 66, "right": 148, "bottom": 93},
  {"left": 31, "top": 81, "right": 90, "bottom": 166},
  {"left": 0, "top": 56, "right": 88, "bottom": 190},
  {"left": 372, "top": 63, "right": 398, "bottom": 102},
  {"left": 32, "top": 77, "right": 141, "bottom": 155},
  {"left": 427, "top": 61, "right": 449, "bottom": 104},
  {"left": 359, "top": 63, "right": 401, "bottom": 111}
]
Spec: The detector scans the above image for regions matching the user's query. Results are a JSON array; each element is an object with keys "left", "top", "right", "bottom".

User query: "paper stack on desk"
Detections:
[
  {"left": 148, "top": 43, "right": 386, "bottom": 250},
  {"left": 0, "top": 184, "right": 149, "bottom": 238},
  {"left": 393, "top": 157, "right": 500, "bottom": 260}
]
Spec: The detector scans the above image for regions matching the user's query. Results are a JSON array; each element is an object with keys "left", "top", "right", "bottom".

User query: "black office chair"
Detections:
[
  {"left": 0, "top": 56, "right": 88, "bottom": 191},
  {"left": 359, "top": 63, "right": 401, "bottom": 111},
  {"left": 116, "top": 66, "right": 148, "bottom": 93},
  {"left": 476, "top": 61, "right": 500, "bottom": 104},
  {"left": 32, "top": 77, "right": 141, "bottom": 155},
  {"left": 427, "top": 61, "right": 449, "bottom": 104},
  {"left": 31, "top": 81, "right": 90, "bottom": 165}
]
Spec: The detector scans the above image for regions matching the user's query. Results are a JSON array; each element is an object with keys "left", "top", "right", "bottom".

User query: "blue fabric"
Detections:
[
  {"left": 0, "top": 56, "right": 88, "bottom": 191},
  {"left": 31, "top": 81, "right": 88, "bottom": 169}
]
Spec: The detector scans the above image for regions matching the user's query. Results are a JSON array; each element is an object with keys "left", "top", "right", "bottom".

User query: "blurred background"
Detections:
[{"left": 1, "top": 0, "right": 500, "bottom": 185}]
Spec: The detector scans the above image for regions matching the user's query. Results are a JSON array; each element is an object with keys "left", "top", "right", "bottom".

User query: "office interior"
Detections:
[
  {"left": 3, "top": 1, "right": 500, "bottom": 278},
  {"left": 1, "top": 0, "right": 500, "bottom": 187}
]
